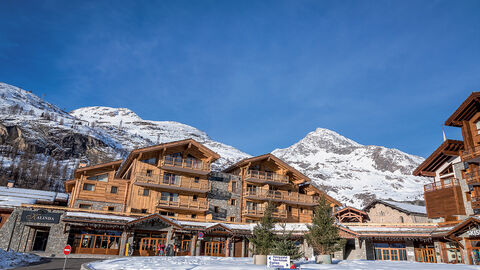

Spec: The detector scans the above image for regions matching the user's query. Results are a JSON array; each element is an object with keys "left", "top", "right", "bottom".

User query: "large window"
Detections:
[
  {"left": 163, "top": 173, "right": 180, "bottom": 185},
  {"left": 160, "top": 192, "right": 178, "bottom": 202},
  {"left": 83, "top": 183, "right": 95, "bottom": 191},
  {"left": 374, "top": 242, "right": 407, "bottom": 261},
  {"left": 87, "top": 174, "right": 109, "bottom": 182}
]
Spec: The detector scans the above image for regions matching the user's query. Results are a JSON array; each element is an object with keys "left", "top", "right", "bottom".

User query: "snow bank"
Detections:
[
  {"left": 0, "top": 249, "right": 43, "bottom": 269},
  {"left": 86, "top": 257, "right": 479, "bottom": 270}
]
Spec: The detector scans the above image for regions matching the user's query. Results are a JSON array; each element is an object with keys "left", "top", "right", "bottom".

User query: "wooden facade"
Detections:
[{"left": 224, "top": 153, "right": 341, "bottom": 223}]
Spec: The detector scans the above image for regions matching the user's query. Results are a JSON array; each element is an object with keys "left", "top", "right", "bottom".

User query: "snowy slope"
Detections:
[
  {"left": 272, "top": 128, "right": 429, "bottom": 208},
  {"left": 70, "top": 106, "right": 250, "bottom": 169}
]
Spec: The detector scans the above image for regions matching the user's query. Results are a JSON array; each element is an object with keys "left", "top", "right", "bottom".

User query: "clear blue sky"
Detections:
[{"left": 1, "top": 0, "right": 479, "bottom": 158}]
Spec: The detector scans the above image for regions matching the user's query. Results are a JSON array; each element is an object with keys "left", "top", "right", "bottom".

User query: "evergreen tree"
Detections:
[
  {"left": 271, "top": 223, "right": 303, "bottom": 259},
  {"left": 305, "top": 196, "right": 345, "bottom": 255},
  {"left": 250, "top": 202, "right": 277, "bottom": 255}
]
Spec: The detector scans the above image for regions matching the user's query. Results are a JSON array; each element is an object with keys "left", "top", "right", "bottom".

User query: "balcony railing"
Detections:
[
  {"left": 245, "top": 170, "right": 289, "bottom": 185},
  {"left": 161, "top": 156, "right": 210, "bottom": 172},
  {"left": 243, "top": 188, "right": 316, "bottom": 205},
  {"left": 471, "top": 196, "right": 480, "bottom": 208},
  {"left": 462, "top": 146, "right": 480, "bottom": 161},
  {"left": 135, "top": 172, "right": 210, "bottom": 193},
  {"left": 242, "top": 208, "right": 287, "bottom": 218},
  {"left": 424, "top": 178, "right": 459, "bottom": 192},
  {"left": 465, "top": 170, "right": 480, "bottom": 185},
  {"left": 157, "top": 199, "right": 208, "bottom": 212}
]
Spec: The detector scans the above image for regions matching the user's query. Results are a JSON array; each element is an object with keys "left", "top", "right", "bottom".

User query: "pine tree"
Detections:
[
  {"left": 271, "top": 223, "right": 303, "bottom": 259},
  {"left": 250, "top": 202, "right": 277, "bottom": 255},
  {"left": 305, "top": 196, "right": 345, "bottom": 255}
]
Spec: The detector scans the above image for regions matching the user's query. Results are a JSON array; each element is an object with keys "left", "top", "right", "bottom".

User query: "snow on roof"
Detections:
[
  {"left": 346, "top": 225, "right": 435, "bottom": 233},
  {"left": 383, "top": 200, "right": 427, "bottom": 215},
  {"left": 65, "top": 212, "right": 136, "bottom": 222},
  {"left": 0, "top": 187, "right": 69, "bottom": 208}
]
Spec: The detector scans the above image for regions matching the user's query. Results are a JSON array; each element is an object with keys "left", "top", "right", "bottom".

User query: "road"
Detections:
[{"left": 15, "top": 258, "right": 99, "bottom": 270}]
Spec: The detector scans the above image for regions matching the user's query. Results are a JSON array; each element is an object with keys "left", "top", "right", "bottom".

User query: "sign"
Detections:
[
  {"left": 21, "top": 210, "right": 61, "bottom": 224},
  {"left": 198, "top": 232, "right": 204, "bottom": 240},
  {"left": 407, "top": 251, "right": 414, "bottom": 256},
  {"left": 267, "top": 255, "right": 290, "bottom": 268},
  {"left": 467, "top": 228, "right": 480, "bottom": 237},
  {"left": 63, "top": 245, "right": 71, "bottom": 256}
]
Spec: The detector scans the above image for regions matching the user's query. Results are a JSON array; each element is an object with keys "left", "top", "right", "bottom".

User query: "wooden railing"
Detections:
[
  {"left": 161, "top": 156, "right": 210, "bottom": 171},
  {"left": 245, "top": 170, "right": 289, "bottom": 184},
  {"left": 465, "top": 170, "right": 480, "bottom": 185},
  {"left": 462, "top": 146, "right": 480, "bottom": 160},
  {"left": 135, "top": 172, "right": 210, "bottom": 192},
  {"left": 424, "top": 178, "right": 459, "bottom": 192},
  {"left": 471, "top": 196, "right": 480, "bottom": 208},
  {"left": 157, "top": 199, "right": 208, "bottom": 211},
  {"left": 243, "top": 188, "right": 316, "bottom": 205},
  {"left": 242, "top": 208, "right": 287, "bottom": 218}
]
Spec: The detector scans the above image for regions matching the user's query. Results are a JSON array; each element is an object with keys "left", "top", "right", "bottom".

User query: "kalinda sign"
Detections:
[{"left": 21, "top": 210, "right": 61, "bottom": 224}]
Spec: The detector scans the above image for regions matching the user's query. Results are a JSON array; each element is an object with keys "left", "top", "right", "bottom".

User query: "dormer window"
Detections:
[{"left": 87, "top": 173, "right": 108, "bottom": 182}]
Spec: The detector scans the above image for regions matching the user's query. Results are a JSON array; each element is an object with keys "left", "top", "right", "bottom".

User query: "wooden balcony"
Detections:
[
  {"left": 471, "top": 196, "right": 480, "bottom": 209},
  {"left": 424, "top": 178, "right": 460, "bottom": 192},
  {"left": 245, "top": 170, "right": 289, "bottom": 186},
  {"left": 462, "top": 146, "right": 480, "bottom": 161},
  {"left": 160, "top": 156, "right": 210, "bottom": 175},
  {"left": 465, "top": 170, "right": 480, "bottom": 186},
  {"left": 157, "top": 199, "right": 208, "bottom": 212},
  {"left": 423, "top": 178, "right": 466, "bottom": 218},
  {"left": 243, "top": 189, "right": 317, "bottom": 206},
  {"left": 134, "top": 172, "right": 210, "bottom": 193},
  {"left": 242, "top": 208, "right": 287, "bottom": 219}
]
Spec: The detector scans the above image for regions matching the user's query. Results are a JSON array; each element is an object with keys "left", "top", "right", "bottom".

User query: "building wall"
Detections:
[
  {"left": 0, "top": 210, "right": 11, "bottom": 229},
  {"left": 74, "top": 199, "right": 125, "bottom": 212},
  {"left": 366, "top": 203, "right": 428, "bottom": 223},
  {"left": 207, "top": 176, "right": 241, "bottom": 222}
]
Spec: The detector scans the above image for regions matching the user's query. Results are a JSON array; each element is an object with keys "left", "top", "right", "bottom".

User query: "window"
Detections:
[
  {"left": 108, "top": 206, "right": 115, "bottom": 211},
  {"left": 142, "top": 189, "right": 150, "bottom": 196},
  {"left": 380, "top": 211, "right": 385, "bottom": 216},
  {"left": 399, "top": 216, "right": 404, "bottom": 223},
  {"left": 214, "top": 206, "right": 219, "bottom": 213},
  {"left": 146, "top": 170, "right": 153, "bottom": 177},
  {"left": 194, "top": 177, "right": 200, "bottom": 183},
  {"left": 231, "top": 181, "right": 237, "bottom": 193},
  {"left": 141, "top": 209, "right": 147, "bottom": 213},
  {"left": 83, "top": 183, "right": 95, "bottom": 191},
  {"left": 87, "top": 173, "right": 108, "bottom": 182},
  {"left": 110, "top": 186, "right": 118, "bottom": 194},
  {"left": 193, "top": 195, "right": 198, "bottom": 201},
  {"left": 163, "top": 173, "right": 180, "bottom": 185},
  {"left": 160, "top": 192, "right": 178, "bottom": 202},
  {"left": 230, "top": 199, "right": 236, "bottom": 206},
  {"left": 160, "top": 211, "right": 176, "bottom": 217},
  {"left": 79, "top": 204, "right": 92, "bottom": 209},
  {"left": 141, "top": 158, "right": 157, "bottom": 165},
  {"left": 230, "top": 217, "right": 235, "bottom": 222},
  {"left": 191, "top": 214, "right": 197, "bottom": 219},
  {"left": 287, "top": 206, "right": 292, "bottom": 212},
  {"left": 300, "top": 208, "right": 304, "bottom": 214}
]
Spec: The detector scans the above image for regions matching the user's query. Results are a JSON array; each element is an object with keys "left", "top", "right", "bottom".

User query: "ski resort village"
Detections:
[{"left": 1, "top": 83, "right": 480, "bottom": 270}]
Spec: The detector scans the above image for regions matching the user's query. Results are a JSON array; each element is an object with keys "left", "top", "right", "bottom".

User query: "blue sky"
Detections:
[{"left": 1, "top": 0, "right": 479, "bottom": 158}]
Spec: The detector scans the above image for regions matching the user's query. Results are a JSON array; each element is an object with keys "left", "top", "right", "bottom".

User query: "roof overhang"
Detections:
[
  {"left": 74, "top": 160, "right": 123, "bottom": 178},
  {"left": 412, "top": 140, "right": 464, "bottom": 177},
  {"left": 445, "top": 92, "right": 480, "bottom": 127},
  {"left": 126, "top": 213, "right": 182, "bottom": 229},
  {"left": 445, "top": 217, "right": 480, "bottom": 239}
]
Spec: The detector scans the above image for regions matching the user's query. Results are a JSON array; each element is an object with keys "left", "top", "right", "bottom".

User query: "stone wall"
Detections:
[
  {"left": 206, "top": 176, "right": 241, "bottom": 221},
  {"left": 73, "top": 199, "right": 124, "bottom": 212},
  {"left": 366, "top": 203, "right": 428, "bottom": 223}
]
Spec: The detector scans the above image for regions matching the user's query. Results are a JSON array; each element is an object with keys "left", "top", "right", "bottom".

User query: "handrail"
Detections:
[
  {"left": 157, "top": 199, "right": 208, "bottom": 210},
  {"left": 242, "top": 207, "right": 287, "bottom": 218},
  {"left": 246, "top": 170, "right": 289, "bottom": 184},
  {"left": 162, "top": 156, "right": 210, "bottom": 171},
  {"left": 243, "top": 188, "right": 316, "bottom": 204},
  {"left": 424, "top": 178, "right": 459, "bottom": 192},
  {"left": 135, "top": 172, "right": 210, "bottom": 191}
]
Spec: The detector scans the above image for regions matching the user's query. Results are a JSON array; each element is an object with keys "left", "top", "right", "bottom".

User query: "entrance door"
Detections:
[
  {"left": 374, "top": 243, "right": 407, "bottom": 261},
  {"left": 415, "top": 248, "right": 437, "bottom": 263},
  {"left": 233, "top": 239, "right": 242, "bottom": 257},
  {"left": 204, "top": 241, "right": 226, "bottom": 257},
  {"left": 140, "top": 238, "right": 160, "bottom": 256},
  {"left": 32, "top": 229, "right": 50, "bottom": 251}
]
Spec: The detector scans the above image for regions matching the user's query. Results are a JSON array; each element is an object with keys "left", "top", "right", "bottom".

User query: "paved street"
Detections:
[{"left": 15, "top": 258, "right": 99, "bottom": 270}]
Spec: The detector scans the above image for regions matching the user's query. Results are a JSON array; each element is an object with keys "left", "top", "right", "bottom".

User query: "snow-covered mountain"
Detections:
[
  {"left": 0, "top": 82, "right": 429, "bottom": 207},
  {"left": 272, "top": 128, "right": 429, "bottom": 208},
  {"left": 70, "top": 106, "right": 250, "bottom": 169}
]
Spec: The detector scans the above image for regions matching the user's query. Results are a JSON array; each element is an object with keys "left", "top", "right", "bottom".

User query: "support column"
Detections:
[
  {"left": 190, "top": 235, "right": 197, "bottom": 256},
  {"left": 303, "top": 238, "right": 314, "bottom": 259},
  {"left": 241, "top": 238, "right": 246, "bottom": 257},
  {"left": 166, "top": 228, "right": 174, "bottom": 245},
  {"left": 196, "top": 237, "right": 202, "bottom": 256},
  {"left": 405, "top": 240, "right": 415, "bottom": 262},
  {"left": 119, "top": 231, "right": 128, "bottom": 256},
  {"left": 248, "top": 241, "right": 254, "bottom": 257},
  {"left": 226, "top": 238, "right": 231, "bottom": 257}
]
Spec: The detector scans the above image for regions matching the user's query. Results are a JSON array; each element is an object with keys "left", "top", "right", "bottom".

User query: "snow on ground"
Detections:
[
  {"left": 86, "top": 256, "right": 479, "bottom": 270},
  {"left": 0, "top": 249, "right": 43, "bottom": 269}
]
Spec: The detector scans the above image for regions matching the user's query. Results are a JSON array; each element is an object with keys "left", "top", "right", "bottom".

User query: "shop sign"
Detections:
[
  {"left": 267, "top": 255, "right": 290, "bottom": 268},
  {"left": 21, "top": 210, "right": 61, "bottom": 224},
  {"left": 467, "top": 228, "right": 480, "bottom": 237}
]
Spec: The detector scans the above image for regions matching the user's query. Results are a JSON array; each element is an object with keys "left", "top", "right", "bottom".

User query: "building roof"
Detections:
[
  {"left": 445, "top": 92, "right": 480, "bottom": 127},
  {"left": 363, "top": 200, "right": 427, "bottom": 216},
  {"left": 0, "top": 187, "right": 68, "bottom": 210},
  {"left": 413, "top": 140, "right": 464, "bottom": 177},
  {"left": 116, "top": 139, "right": 220, "bottom": 178}
]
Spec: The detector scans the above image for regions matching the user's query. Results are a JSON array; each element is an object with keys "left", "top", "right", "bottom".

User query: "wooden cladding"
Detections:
[
  {"left": 465, "top": 169, "right": 480, "bottom": 185},
  {"left": 424, "top": 178, "right": 459, "bottom": 192},
  {"left": 157, "top": 198, "right": 208, "bottom": 212},
  {"left": 245, "top": 170, "right": 289, "bottom": 185},
  {"left": 462, "top": 145, "right": 480, "bottom": 161},
  {"left": 243, "top": 188, "right": 317, "bottom": 206},
  {"left": 242, "top": 207, "right": 287, "bottom": 219},
  {"left": 424, "top": 182, "right": 465, "bottom": 218},
  {"left": 135, "top": 172, "right": 210, "bottom": 193}
]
